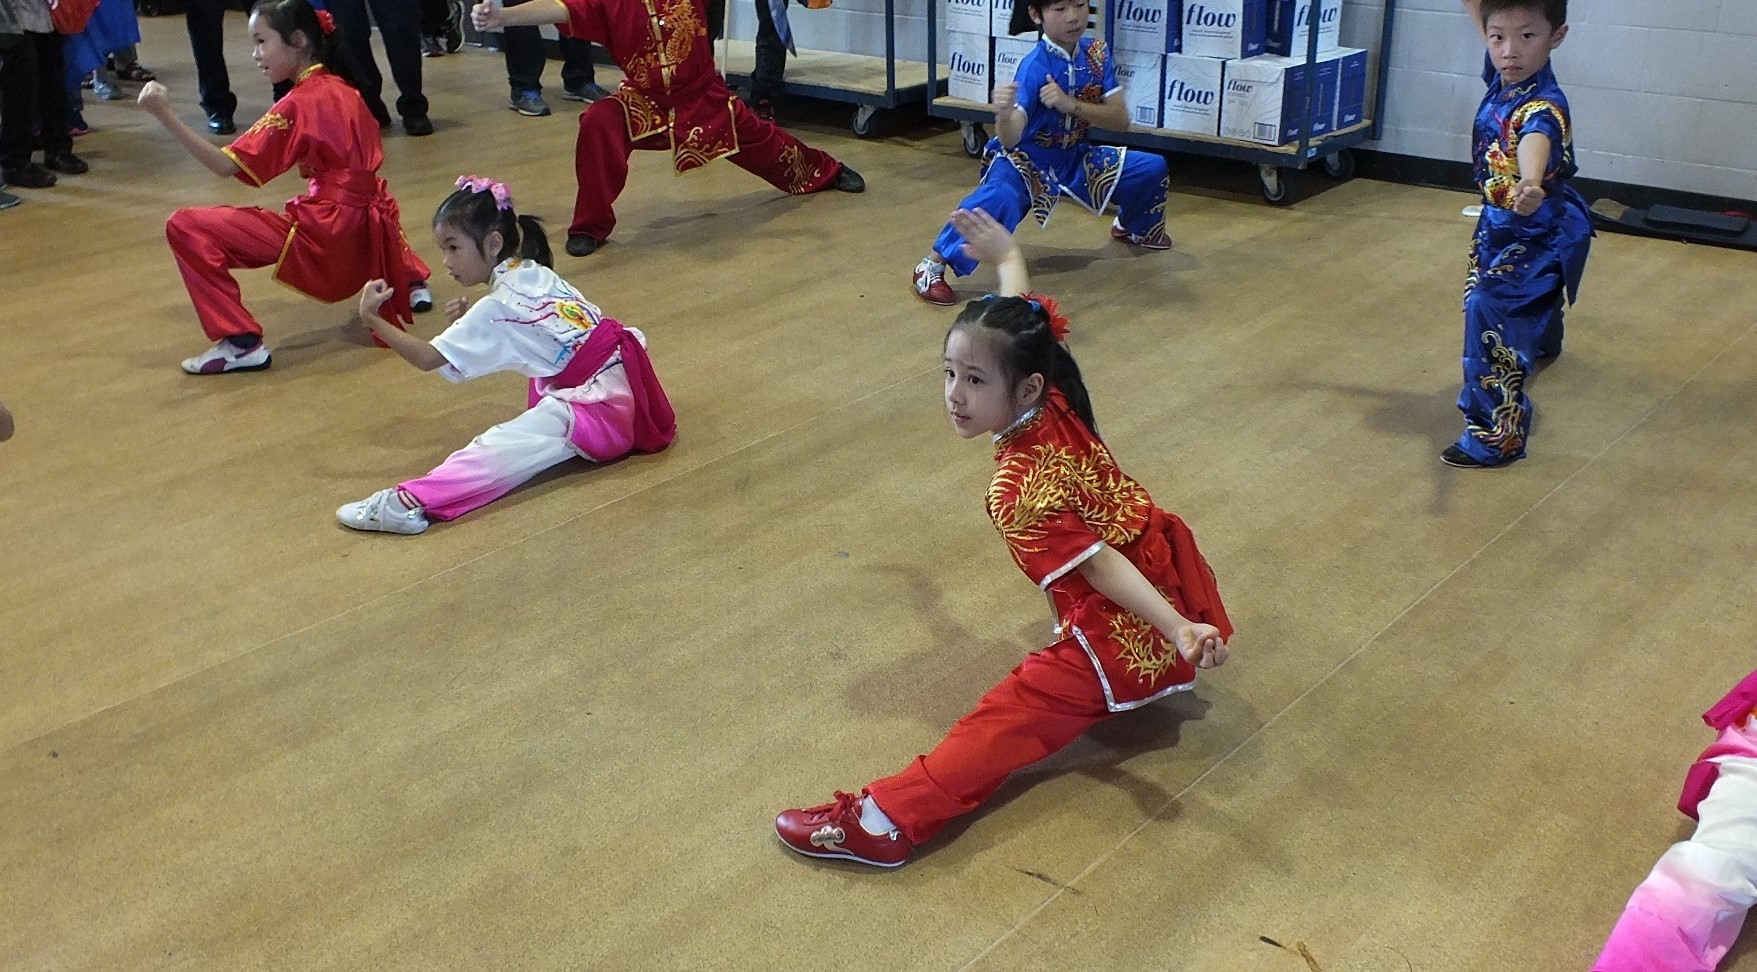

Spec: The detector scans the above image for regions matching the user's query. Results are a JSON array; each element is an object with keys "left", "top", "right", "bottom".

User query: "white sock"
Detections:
[{"left": 859, "top": 795, "right": 897, "bottom": 837}]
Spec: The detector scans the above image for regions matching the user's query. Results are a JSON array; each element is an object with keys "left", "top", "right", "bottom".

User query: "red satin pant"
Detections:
[{"left": 864, "top": 637, "right": 1113, "bottom": 846}]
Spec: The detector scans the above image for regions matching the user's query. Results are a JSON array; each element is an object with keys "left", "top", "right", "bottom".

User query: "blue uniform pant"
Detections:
[
  {"left": 1454, "top": 198, "right": 1590, "bottom": 464},
  {"left": 932, "top": 144, "right": 1170, "bottom": 278}
]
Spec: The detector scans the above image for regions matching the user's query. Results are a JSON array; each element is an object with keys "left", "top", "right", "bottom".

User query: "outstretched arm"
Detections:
[
  {"left": 951, "top": 207, "right": 1029, "bottom": 296},
  {"left": 1512, "top": 132, "right": 1551, "bottom": 215},
  {"left": 1460, "top": 0, "right": 1486, "bottom": 42},
  {"left": 138, "top": 82, "right": 240, "bottom": 178},
  {"left": 1076, "top": 545, "right": 1229, "bottom": 668},
  {"left": 473, "top": 0, "right": 567, "bottom": 30},
  {"left": 359, "top": 282, "right": 449, "bottom": 371}
]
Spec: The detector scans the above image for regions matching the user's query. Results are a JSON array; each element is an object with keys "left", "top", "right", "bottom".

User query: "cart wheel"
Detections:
[
  {"left": 851, "top": 105, "right": 880, "bottom": 138},
  {"left": 1259, "top": 164, "right": 1293, "bottom": 206},
  {"left": 961, "top": 123, "right": 988, "bottom": 159},
  {"left": 1322, "top": 149, "right": 1356, "bottom": 181}
]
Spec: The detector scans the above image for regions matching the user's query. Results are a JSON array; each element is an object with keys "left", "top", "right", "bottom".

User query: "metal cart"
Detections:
[
  {"left": 927, "top": 0, "right": 1397, "bottom": 205},
  {"left": 719, "top": 0, "right": 946, "bottom": 137}
]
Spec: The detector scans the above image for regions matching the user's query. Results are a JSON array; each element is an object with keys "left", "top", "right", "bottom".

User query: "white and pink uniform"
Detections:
[
  {"left": 1595, "top": 670, "right": 1757, "bottom": 972},
  {"left": 399, "top": 258, "right": 676, "bottom": 521}
]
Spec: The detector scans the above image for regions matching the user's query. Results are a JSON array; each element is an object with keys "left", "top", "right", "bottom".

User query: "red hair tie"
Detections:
[
  {"left": 314, "top": 9, "right": 337, "bottom": 34},
  {"left": 1023, "top": 291, "right": 1071, "bottom": 342}
]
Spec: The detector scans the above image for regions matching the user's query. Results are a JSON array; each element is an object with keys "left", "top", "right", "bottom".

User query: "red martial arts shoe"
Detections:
[
  {"left": 1110, "top": 219, "right": 1172, "bottom": 250},
  {"left": 911, "top": 258, "right": 956, "bottom": 306},
  {"left": 775, "top": 791, "right": 911, "bottom": 868}
]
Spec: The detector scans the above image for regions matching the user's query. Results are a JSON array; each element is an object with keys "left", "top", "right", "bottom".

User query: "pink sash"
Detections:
[
  {"left": 1677, "top": 670, "right": 1757, "bottom": 819},
  {"left": 529, "top": 316, "right": 677, "bottom": 461}
]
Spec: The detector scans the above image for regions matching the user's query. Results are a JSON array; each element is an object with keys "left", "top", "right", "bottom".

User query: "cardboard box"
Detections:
[
  {"left": 1114, "top": 50, "right": 1164, "bottom": 128},
  {"left": 992, "top": 35, "right": 1038, "bottom": 87},
  {"left": 947, "top": 0, "right": 991, "bottom": 37},
  {"left": 1180, "top": 0, "right": 1265, "bottom": 59},
  {"left": 1106, "top": 0, "right": 1177, "bottom": 55},
  {"left": 1265, "top": 0, "right": 1339, "bottom": 56},
  {"left": 1160, "top": 52, "right": 1223, "bottom": 135},
  {"left": 1220, "top": 53, "right": 1306, "bottom": 144},
  {"left": 1332, "top": 45, "right": 1367, "bottom": 129},
  {"left": 1307, "top": 48, "right": 1337, "bottom": 135},
  {"left": 948, "top": 30, "right": 993, "bottom": 102}
]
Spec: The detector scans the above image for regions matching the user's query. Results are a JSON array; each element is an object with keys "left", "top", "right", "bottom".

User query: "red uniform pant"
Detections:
[
  {"left": 864, "top": 636, "right": 1113, "bottom": 846},
  {"left": 569, "top": 95, "right": 842, "bottom": 241},
  {"left": 166, "top": 205, "right": 415, "bottom": 342}
]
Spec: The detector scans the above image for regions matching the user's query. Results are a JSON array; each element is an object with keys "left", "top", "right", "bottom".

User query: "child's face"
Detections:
[
  {"left": 944, "top": 327, "right": 1041, "bottom": 439},
  {"left": 1483, "top": 7, "right": 1567, "bottom": 85},
  {"left": 1029, "top": 0, "right": 1087, "bottom": 49},
  {"left": 247, "top": 13, "right": 311, "bottom": 84},
  {"left": 434, "top": 223, "right": 500, "bottom": 287}
]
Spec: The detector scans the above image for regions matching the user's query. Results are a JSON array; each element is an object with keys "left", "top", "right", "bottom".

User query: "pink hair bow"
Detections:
[{"left": 456, "top": 174, "right": 513, "bottom": 211}]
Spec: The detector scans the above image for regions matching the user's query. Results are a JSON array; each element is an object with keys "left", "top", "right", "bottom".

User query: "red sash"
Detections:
[{"left": 529, "top": 317, "right": 677, "bottom": 460}]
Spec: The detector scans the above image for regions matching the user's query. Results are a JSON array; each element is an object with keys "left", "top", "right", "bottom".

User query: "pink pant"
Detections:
[
  {"left": 1596, "top": 743, "right": 1757, "bottom": 971},
  {"left": 400, "top": 395, "right": 634, "bottom": 521}
]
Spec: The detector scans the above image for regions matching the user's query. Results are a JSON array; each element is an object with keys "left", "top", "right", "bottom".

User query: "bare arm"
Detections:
[
  {"left": 991, "top": 81, "right": 1026, "bottom": 149},
  {"left": 359, "top": 282, "right": 449, "bottom": 371},
  {"left": 950, "top": 208, "right": 1029, "bottom": 296},
  {"left": 1037, "top": 75, "right": 1131, "bottom": 133},
  {"left": 1512, "top": 131, "right": 1551, "bottom": 215},
  {"left": 138, "top": 82, "right": 240, "bottom": 178},
  {"left": 1460, "top": 0, "right": 1485, "bottom": 41},
  {"left": 1076, "top": 545, "right": 1228, "bottom": 668},
  {"left": 473, "top": 0, "right": 567, "bottom": 29}
]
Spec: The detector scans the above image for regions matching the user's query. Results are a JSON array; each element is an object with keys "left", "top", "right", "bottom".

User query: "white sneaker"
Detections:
[
  {"left": 409, "top": 282, "right": 433, "bottom": 313},
  {"left": 337, "top": 488, "right": 430, "bottom": 535},
  {"left": 181, "top": 340, "right": 272, "bottom": 375}
]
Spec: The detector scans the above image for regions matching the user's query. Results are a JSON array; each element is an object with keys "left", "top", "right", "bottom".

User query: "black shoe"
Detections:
[
  {"left": 442, "top": 17, "right": 464, "bottom": 52},
  {"left": 421, "top": 34, "right": 444, "bottom": 56},
  {"left": 0, "top": 189, "right": 21, "bottom": 210},
  {"left": 752, "top": 96, "right": 776, "bottom": 122},
  {"left": 830, "top": 165, "right": 865, "bottom": 193},
  {"left": 403, "top": 115, "right": 435, "bottom": 136},
  {"left": 2, "top": 163, "right": 56, "bottom": 188},
  {"left": 565, "top": 234, "right": 602, "bottom": 257},
  {"left": 1440, "top": 445, "right": 1514, "bottom": 469},
  {"left": 43, "top": 150, "right": 88, "bottom": 175},
  {"left": 206, "top": 113, "right": 236, "bottom": 135}
]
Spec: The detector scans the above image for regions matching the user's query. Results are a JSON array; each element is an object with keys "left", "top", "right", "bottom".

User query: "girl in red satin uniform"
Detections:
[
  {"left": 776, "top": 208, "right": 1234, "bottom": 867},
  {"left": 139, "top": 0, "right": 430, "bottom": 374}
]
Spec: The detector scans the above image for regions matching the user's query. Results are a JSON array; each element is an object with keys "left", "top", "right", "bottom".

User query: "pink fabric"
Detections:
[
  {"left": 1681, "top": 672, "right": 1757, "bottom": 820},
  {"left": 530, "top": 316, "right": 677, "bottom": 460}
]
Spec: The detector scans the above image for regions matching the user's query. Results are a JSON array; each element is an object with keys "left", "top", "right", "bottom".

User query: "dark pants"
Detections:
[
  {"left": 751, "top": 0, "right": 787, "bottom": 100},
  {"left": 417, "top": 0, "right": 451, "bottom": 34},
  {"left": 503, "top": 0, "right": 595, "bottom": 96},
  {"left": 0, "top": 30, "right": 71, "bottom": 171},
  {"left": 327, "top": 0, "right": 428, "bottom": 122},
  {"left": 184, "top": 0, "right": 238, "bottom": 122}
]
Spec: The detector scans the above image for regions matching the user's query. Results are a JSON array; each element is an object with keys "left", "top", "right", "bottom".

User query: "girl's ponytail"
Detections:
[
  {"left": 251, "top": 0, "right": 362, "bottom": 91},
  {"left": 516, "top": 214, "right": 553, "bottom": 268},
  {"left": 1048, "top": 341, "right": 1098, "bottom": 437}
]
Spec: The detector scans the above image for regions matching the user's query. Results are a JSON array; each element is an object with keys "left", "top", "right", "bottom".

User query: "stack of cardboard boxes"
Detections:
[{"left": 949, "top": 0, "right": 1365, "bottom": 145}]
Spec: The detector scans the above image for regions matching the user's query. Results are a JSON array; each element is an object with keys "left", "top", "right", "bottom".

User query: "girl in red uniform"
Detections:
[
  {"left": 138, "top": 0, "right": 431, "bottom": 375},
  {"left": 776, "top": 208, "right": 1234, "bottom": 867}
]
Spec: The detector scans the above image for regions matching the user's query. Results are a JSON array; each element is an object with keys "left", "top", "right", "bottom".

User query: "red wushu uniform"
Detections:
[
  {"left": 165, "top": 65, "right": 431, "bottom": 341},
  {"left": 865, "top": 387, "right": 1233, "bottom": 846},
  {"left": 556, "top": 0, "right": 844, "bottom": 242}
]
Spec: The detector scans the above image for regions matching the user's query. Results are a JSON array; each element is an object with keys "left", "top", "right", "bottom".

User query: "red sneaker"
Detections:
[
  {"left": 1110, "top": 219, "right": 1173, "bottom": 250},
  {"left": 911, "top": 258, "right": 956, "bottom": 306},
  {"left": 775, "top": 791, "right": 911, "bottom": 868}
]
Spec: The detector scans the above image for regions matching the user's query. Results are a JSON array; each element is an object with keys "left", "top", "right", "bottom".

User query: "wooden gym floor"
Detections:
[{"left": 3, "top": 15, "right": 1756, "bottom": 970}]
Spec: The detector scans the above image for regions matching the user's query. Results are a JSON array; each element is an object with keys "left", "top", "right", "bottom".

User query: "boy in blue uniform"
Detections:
[
  {"left": 911, "top": 0, "right": 1171, "bottom": 306},
  {"left": 1444, "top": 0, "right": 1592, "bottom": 468}
]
